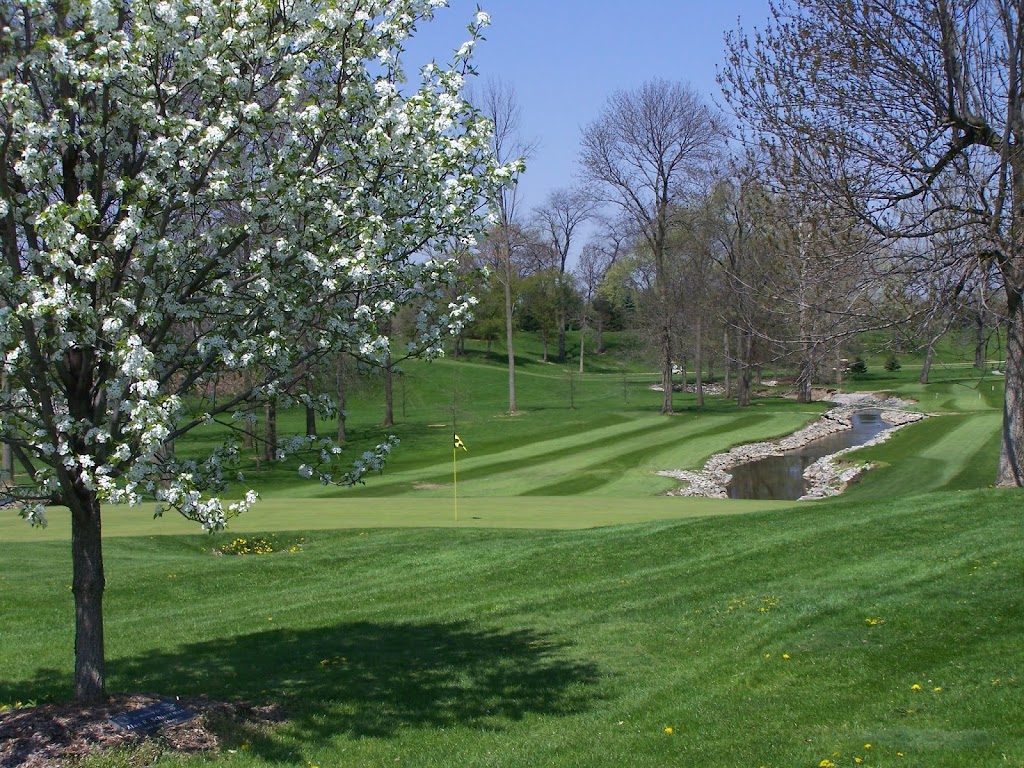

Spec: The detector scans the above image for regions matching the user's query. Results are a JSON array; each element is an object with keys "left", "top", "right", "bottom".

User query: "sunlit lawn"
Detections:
[
  {"left": 3, "top": 489, "right": 1022, "bottom": 767},
  {"left": 1, "top": 334, "right": 1019, "bottom": 766}
]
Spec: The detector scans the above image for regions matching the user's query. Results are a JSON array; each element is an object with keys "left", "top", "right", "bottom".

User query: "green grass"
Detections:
[
  {"left": 1, "top": 331, "right": 1020, "bottom": 766},
  {"left": 3, "top": 490, "right": 1023, "bottom": 767}
]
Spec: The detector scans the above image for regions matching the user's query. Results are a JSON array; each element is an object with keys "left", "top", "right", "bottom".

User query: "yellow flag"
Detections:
[{"left": 454, "top": 434, "right": 467, "bottom": 451}]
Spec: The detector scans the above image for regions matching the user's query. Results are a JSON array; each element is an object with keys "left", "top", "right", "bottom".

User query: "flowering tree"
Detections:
[{"left": 0, "top": 0, "right": 514, "bottom": 702}]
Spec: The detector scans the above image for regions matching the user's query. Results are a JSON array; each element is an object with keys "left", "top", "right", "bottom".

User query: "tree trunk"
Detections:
[
  {"left": 919, "top": 339, "right": 936, "bottom": 385},
  {"left": 660, "top": 314, "right": 674, "bottom": 413},
  {"left": 540, "top": 329, "right": 548, "bottom": 363},
  {"left": 242, "top": 371, "right": 254, "bottom": 451},
  {"left": 797, "top": 360, "right": 814, "bottom": 404},
  {"left": 997, "top": 292, "right": 1024, "bottom": 486},
  {"left": 1, "top": 442, "right": 11, "bottom": 485},
  {"left": 579, "top": 323, "right": 586, "bottom": 374},
  {"left": 383, "top": 358, "right": 394, "bottom": 427},
  {"left": 975, "top": 310, "right": 987, "bottom": 369},
  {"left": 557, "top": 318, "right": 567, "bottom": 363},
  {"left": 70, "top": 485, "right": 105, "bottom": 703},
  {"left": 305, "top": 404, "right": 317, "bottom": 438},
  {"left": 723, "top": 328, "right": 731, "bottom": 400},
  {"left": 503, "top": 250, "right": 517, "bottom": 414},
  {"left": 335, "top": 354, "right": 347, "bottom": 443},
  {"left": 263, "top": 400, "right": 277, "bottom": 462},
  {"left": 1, "top": 373, "right": 11, "bottom": 483},
  {"left": 694, "top": 314, "right": 704, "bottom": 407},
  {"left": 736, "top": 329, "right": 752, "bottom": 408}
]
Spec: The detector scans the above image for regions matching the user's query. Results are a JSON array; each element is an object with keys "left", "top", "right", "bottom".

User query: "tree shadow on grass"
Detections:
[{"left": 44, "top": 621, "right": 599, "bottom": 761}]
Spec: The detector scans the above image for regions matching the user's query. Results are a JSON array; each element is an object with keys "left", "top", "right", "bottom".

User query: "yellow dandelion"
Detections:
[
  {"left": 864, "top": 743, "right": 872, "bottom": 750},
  {"left": 933, "top": 686, "right": 942, "bottom": 692},
  {"left": 782, "top": 653, "right": 791, "bottom": 660},
  {"left": 664, "top": 726, "right": 674, "bottom": 735},
  {"left": 855, "top": 759, "right": 863, "bottom": 765},
  {"left": 910, "top": 683, "right": 922, "bottom": 690}
]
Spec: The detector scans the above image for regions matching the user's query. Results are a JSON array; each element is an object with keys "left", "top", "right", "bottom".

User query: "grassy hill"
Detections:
[{"left": 1, "top": 332, "right": 1020, "bottom": 767}]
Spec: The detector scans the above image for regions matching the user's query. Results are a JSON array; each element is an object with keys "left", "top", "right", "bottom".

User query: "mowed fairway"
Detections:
[{"left": 2, "top": 344, "right": 1021, "bottom": 767}]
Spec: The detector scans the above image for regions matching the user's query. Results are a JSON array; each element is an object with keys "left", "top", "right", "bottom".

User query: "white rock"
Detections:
[{"left": 660, "top": 395, "right": 927, "bottom": 500}]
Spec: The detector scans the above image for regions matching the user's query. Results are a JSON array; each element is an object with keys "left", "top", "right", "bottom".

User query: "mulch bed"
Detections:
[{"left": 0, "top": 693, "right": 283, "bottom": 767}]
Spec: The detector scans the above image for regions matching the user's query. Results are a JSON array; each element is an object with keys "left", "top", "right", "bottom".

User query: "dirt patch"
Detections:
[
  {"left": 413, "top": 482, "right": 446, "bottom": 490},
  {"left": 0, "top": 693, "right": 283, "bottom": 767}
]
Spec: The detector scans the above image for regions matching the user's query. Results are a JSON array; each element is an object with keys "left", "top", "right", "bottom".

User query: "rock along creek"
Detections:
[
  {"left": 658, "top": 394, "right": 928, "bottom": 501},
  {"left": 726, "top": 410, "right": 890, "bottom": 500}
]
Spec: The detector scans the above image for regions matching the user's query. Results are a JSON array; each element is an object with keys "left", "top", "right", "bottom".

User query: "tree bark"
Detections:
[
  {"left": 1, "top": 373, "right": 11, "bottom": 484},
  {"left": 797, "top": 360, "right": 814, "bottom": 404},
  {"left": 736, "top": 329, "right": 753, "bottom": 408},
  {"left": 70, "top": 486, "right": 105, "bottom": 703},
  {"left": 997, "top": 291, "right": 1024, "bottom": 486},
  {"left": 723, "top": 328, "right": 731, "bottom": 400},
  {"left": 694, "top": 314, "right": 704, "bottom": 407},
  {"left": 305, "top": 404, "right": 317, "bottom": 438},
  {"left": 1, "top": 442, "right": 11, "bottom": 485},
  {"left": 975, "top": 310, "right": 987, "bottom": 369},
  {"left": 919, "top": 340, "right": 936, "bottom": 385},
  {"left": 660, "top": 313, "right": 674, "bottom": 413},
  {"left": 579, "top": 323, "right": 586, "bottom": 374},
  {"left": 503, "top": 237, "right": 517, "bottom": 414},
  {"left": 242, "top": 370, "right": 255, "bottom": 450},
  {"left": 335, "top": 354, "right": 347, "bottom": 443},
  {"left": 263, "top": 400, "right": 277, "bottom": 462},
  {"left": 382, "top": 358, "right": 394, "bottom": 427}
]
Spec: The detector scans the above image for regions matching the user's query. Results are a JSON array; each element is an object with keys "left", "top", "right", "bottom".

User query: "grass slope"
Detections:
[
  {"left": 1, "top": 332, "right": 1019, "bottom": 767},
  {"left": 2, "top": 490, "right": 1022, "bottom": 767}
]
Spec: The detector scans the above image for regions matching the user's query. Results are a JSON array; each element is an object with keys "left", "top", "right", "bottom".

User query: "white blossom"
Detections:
[{"left": 0, "top": 0, "right": 511, "bottom": 533}]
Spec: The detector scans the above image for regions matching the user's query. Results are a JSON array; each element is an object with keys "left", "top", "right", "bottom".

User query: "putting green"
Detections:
[{"left": 0, "top": 495, "right": 796, "bottom": 541}]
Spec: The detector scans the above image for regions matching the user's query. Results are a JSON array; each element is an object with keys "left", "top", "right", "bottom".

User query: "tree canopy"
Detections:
[{"left": 0, "top": 0, "right": 513, "bottom": 701}]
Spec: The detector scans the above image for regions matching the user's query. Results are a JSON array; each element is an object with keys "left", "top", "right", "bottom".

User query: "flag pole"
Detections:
[
  {"left": 453, "top": 425, "right": 459, "bottom": 523},
  {"left": 452, "top": 413, "right": 467, "bottom": 523}
]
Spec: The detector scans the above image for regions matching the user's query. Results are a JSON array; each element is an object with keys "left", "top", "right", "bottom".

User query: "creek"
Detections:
[{"left": 726, "top": 410, "right": 892, "bottom": 500}]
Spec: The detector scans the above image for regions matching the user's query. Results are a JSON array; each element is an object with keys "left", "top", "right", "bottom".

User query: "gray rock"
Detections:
[{"left": 659, "top": 395, "right": 927, "bottom": 499}]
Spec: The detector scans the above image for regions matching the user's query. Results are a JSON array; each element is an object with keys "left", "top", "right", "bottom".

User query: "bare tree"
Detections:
[
  {"left": 716, "top": 174, "right": 778, "bottom": 407},
  {"left": 580, "top": 79, "right": 725, "bottom": 413},
  {"left": 589, "top": 215, "right": 636, "bottom": 354},
  {"left": 722, "top": 0, "right": 1024, "bottom": 486},
  {"left": 575, "top": 243, "right": 614, "bottom": 372},
  {"left": 533, "top": 188, "right": 596, "bottom": 361},
  {"left": 472, "top": 79, "right": 534, "bottom": 414}
]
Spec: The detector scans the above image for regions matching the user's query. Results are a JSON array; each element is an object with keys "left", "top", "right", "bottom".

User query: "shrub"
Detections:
[
  {"left": 848, "top": 357, "right": 868, "bottom": 376},
  {"left": 884, "top": 355, "right": 902, "bottom": 372}
]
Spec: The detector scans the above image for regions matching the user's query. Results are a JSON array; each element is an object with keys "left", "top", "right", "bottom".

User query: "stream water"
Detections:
[{"left": 726, "top": 411, "right": 891, "bottom": 500}]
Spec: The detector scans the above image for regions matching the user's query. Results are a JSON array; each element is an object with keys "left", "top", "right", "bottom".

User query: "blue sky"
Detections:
[{"left": 410, "top": 0, "right": 772, "bottom": 231}]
